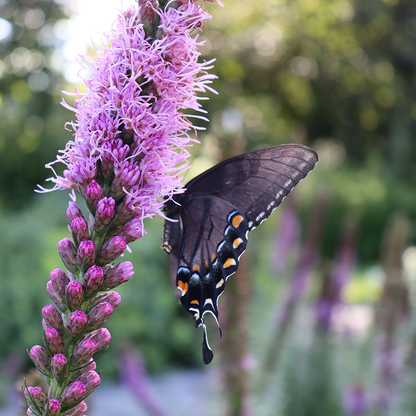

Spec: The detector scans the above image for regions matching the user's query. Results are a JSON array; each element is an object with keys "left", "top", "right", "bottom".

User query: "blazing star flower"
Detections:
[{"left": 27, "top": 1, "right": 218, "bottom": 414}]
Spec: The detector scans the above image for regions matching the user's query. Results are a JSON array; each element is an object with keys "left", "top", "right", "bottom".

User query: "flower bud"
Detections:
[
  {"left": 61, "top": 381, "right": 86, "bottom": 407},
  {"left": 46, "top": 399, "right": 61, "bottom": 416},
  {"left": 96, "top": 236, "right": 126, "bottom": 264},
  {"left": 68, "top": 400, "right": 88, "bottom": 416},
  {"left": 72, "top": 339, "right": 97, "bottom": 366},
  {"left": 44, "top": 327, "right": 64, "bottom": 355},
  {"left": 102, "top": 261, "right": 134, "bottom": 289},
  {"left": 112, "top": 160, "right": 140, "bottom": 196},
  {"left": 76, "top": 240, "right": 96, "bottom": 270},
  {"left": 71, "top": 217, "right": 89, "bottom": 246},
  {"left": 66, "top": 281, "right": 84, "bottom": 310},
  {"left": 94, "top": 197, "right": 115, "bottom": 231},
  {"left": 27, "top": 407, "right": 34, "bottom": 415},
  {"left": 49, "top": 268, "right": 70, "bottom": 298},
  {"left": 42, "top": 304, "right": 63, "bottom": 331},
  {"left": 58, "top": 238, "right": 78, "bottom": 273},
  {"left": 67, "top": 310, "right": 88, "bottom": 337},
  {"left": 24, "top": 386, "right": 47, "bottom": 409},
  {"left": 29, "top": 345, "right": 50, "bottom": 374},
  {"left": 88, "top": 302, "right": 113, "bottom": 330},
  {"left": 76, "top": 370, "right": 101, "bottom": 395},
  {"left": 67, "top": 201, "right": 84, "bottom": 224},
  {"left": 86, "top": 180, "right": 104, "bottom": 212},
  {"left": 83, "top": 265, "right": 104, "bottom": 296},
  {"left": 51, "top": 353, "right": 67, "bottom": 378},
  {"left": 89, "top": 291, "right": 121, "bottom": 311},
  {"left": 46, "top": 281, "right": 65, "bottom": 310},
  {"left": 112, "top": 217, "right": 146, "bottom": 244},
  {"left": 87, "top": 328, "right": 111, "bottom": 351}
]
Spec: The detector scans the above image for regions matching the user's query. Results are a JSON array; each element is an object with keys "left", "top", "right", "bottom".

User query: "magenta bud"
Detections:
[
  {"left": 76, "top": 370, "right": 101, "bottom": 395},
  {"left": 87, "top": 328, "right": 111, "bottom": 351},
  {"left": 44, "top": 327, "right": 64, "bottom": 355},
  {"left": 71, "top": 217, "right": 89, "bottom": 246},
  {"left": 86, "top": 180, "right": 104, "bottom": 211},
  {"left": 46, "top": 399, "right": 61, "bottom": 416},
  {"left": 61, "top": 381, "right": 86, "bottom": 407},
  {"left": 89, "top": 291, "right": 121, "bottom": 311},
  {"left": 29, "top": 345, "right": 50, "bottom": 374},
  {"left": 96, "top": 236, "right": 126, "bottom": 265},
  {"left": 114, "top": 217, "right": 146, "bottom": 244},
  {"left": 42, "top": 304, "right": 63, "bottom": 330},
  {"left": 83, "top": 265, "right": 104, "bottom": 296},
  {"left": 94, "top": 197, "right": 115, "bottom": 231},
  {"left": 27, "top": 407, "right": 34, "bottom": 415},
  {"left": 50, "top": 268, "right": 70, "bottom": 298},
  {"left": 58, "top": 238, "right": 78, "bottom": 273},
  {"left": 68, "top": 400, "right": 88, "bottom": 416},
  {"left": 72, "top": 339, "right": 97, "bottom": 366},
  {"left": 88, "top": 302, "right": 114, "bottom": 330},
  {"left": 103, "top": 261, "right": 134, "bottom": 290},
  {"left": 51, "top": 353, "right": 67, "bottom": 378},
  {"left": 24, "top": 386, "right": 47, "bottom": 409},
  {"left": 46, "top": 281, "right": 65, "bottom": 310},
  {"left": 67, "top": 201, "right": 84, "bottom": 224},
  {"left": 76, "top": 240, "right": 96, "bottom": 270},
  {"left": 66, "top": 310, "right": 88, "bottom": 338},
  {"left": 66, "top": 281, "right": 84, "bottom": 310}
]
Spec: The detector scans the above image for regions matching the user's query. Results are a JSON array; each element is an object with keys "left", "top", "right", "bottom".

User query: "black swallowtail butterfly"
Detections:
[{"left": 161, "top": 144, "right": 318, "bottom": 364}]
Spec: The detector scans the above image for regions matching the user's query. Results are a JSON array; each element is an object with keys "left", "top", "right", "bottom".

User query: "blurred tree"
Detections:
[{"left": 0, "top": 0, "right": 69, "bottom": 210}]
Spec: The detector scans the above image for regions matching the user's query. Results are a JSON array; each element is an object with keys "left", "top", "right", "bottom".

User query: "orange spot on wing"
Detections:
[
  {"left": 233, "top": 238, "right": 243, "bottom": 249},
  {"left": 192, "top": 265, "right": 200, "bottom": 273},
  {"left": 232, "top": 215, "right": 244, "bottom": 228},
  {"left": 216, "top": 279, "right": 224, "bottom": 289},
  {"left": 190, "top": 300, "right": 199, "bottom": 305},
  {"left": 223, "top": 258, "right": 237, "bottom": 268},
  {"left": 212, "top": 253, "right": 217, "bottom": 262},
  {"left": 177, "top": 280, "right": 188, "bottom": 295}
]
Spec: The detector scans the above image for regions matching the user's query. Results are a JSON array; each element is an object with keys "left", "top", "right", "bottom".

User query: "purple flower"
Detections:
[
  {"left": 76, "top": 240, "right": 96, "bottom": 270},
  {"left": 47, "top": 399, "right": 61, "bottom": 416},
  {"left": 66, "top": 281, "right": 84, "bottom": 310},
  {"left": 343, "top": 383, "right": 368, "bottom": 416},
  {"left": 67, "top": 400, "right": 88, "bottom": 416},
  {"left": 58, "top": 238, "right": 78, "bottom": 273},
  {"left": 72, "top": 339, "right": 98, "bottom": 366},
  {"left": 44, "top": 328, "right": 64, "bottom": 355},
  {"left": 40, "top": 2, "right": 216, "bottom": 230},
  {"left": 83, "top": 265, "right": 104, "bottom": 296},
  {"left": 87, "top": 328, "right": 111, "bottom": 351},
  {"left": 24, "top": 386, "right": 47, "bottom": 409},
  {"left": 89, "top": 291, "right": 121, "bottom": 310},
  {"left": 102, "top": 261, "right": 134, "bottom": 290},
  {"left": 66, "top": 201, "right": 84, "bottom": 224},
  {"left": 97, "top": 236, "right": 126, "bottom": 264},
  {"left": 51, "top": 353, "right": 67, "bottom": 378},
  {"left": 88, "top": 302, "right": 114, "bottom": 330},
  {"left": 94, "top": 197, "right": 115, "bottom": 230},
  {"left": 29, "top": 345, "right": 50, "bottom": 374},
  {"left": 42, "top": 304, "right": 64, "bottom": 331},
  {"left": 61, "top": 381, "right": 86, "bottom": 407},
  {"left": 66, "top": 310, "right": 88, "bottom": 337},
  {"left": 76, "top": 370, "right": 101, "bottom": 395},
  {"left": 85, "top": 180, "right": 103, "bottom": 211},
  {"left": 50, "top": 268, "right": 70, "bottom": 299},
  {"left": 112, "top": 217, "right": 146, "bottom": 244},
  {"left": 71, "top": 217, "right": 89, "bottom": 246}
]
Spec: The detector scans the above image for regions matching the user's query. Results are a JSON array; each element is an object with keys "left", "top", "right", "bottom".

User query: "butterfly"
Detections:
[{"left": 161, "top": 144, "right": 318, "bottom": 364}]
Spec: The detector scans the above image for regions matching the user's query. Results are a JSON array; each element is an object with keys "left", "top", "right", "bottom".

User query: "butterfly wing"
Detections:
[{"left": 162, "top": 144, "right": 318, "bottom": 363}]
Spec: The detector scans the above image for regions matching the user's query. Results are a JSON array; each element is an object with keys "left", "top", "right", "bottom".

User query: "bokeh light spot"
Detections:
[
  {"left": 28, "top": 71, "right": 50, "bottom": 92},
  {"left": 17, "top": 133, "right": 41, "bottom": 153},
  {"left": 10, "top": 80, "right": 32, "bottom": 103},
  {"left": 333, "top": 2, "right": 354, "bottom": 22},
  {"left": 0, "top": 17, "right": 12, "bottom": 42}
]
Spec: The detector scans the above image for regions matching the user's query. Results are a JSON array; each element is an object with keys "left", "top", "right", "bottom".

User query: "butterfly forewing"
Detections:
[{"left": 161, "top": 144, "right": 318, "bottom": 364}]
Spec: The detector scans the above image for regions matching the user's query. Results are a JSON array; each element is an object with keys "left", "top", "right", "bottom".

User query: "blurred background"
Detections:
[{"left": 1, "top": 0, "right": 416, "bottom": 414}]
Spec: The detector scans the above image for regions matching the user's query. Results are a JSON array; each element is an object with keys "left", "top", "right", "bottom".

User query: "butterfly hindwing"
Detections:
[{"left": 161, "top": 144, "right": 318, "bottom": 364}]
